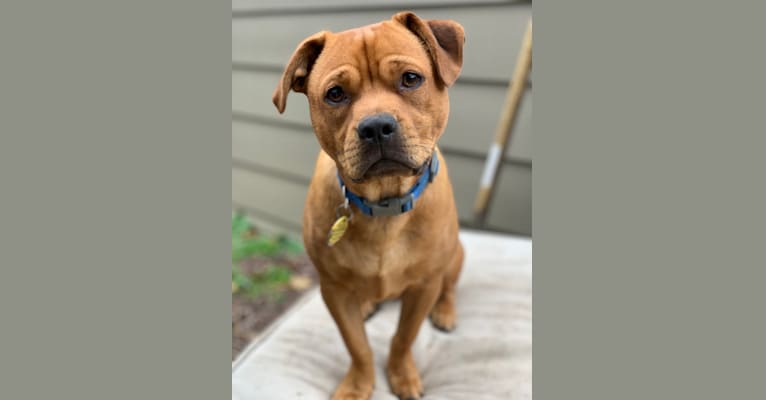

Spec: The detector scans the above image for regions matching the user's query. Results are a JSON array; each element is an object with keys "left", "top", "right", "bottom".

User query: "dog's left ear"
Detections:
[
  {"left": 392, "top": 12, "right": 465, "bottom": 87},
  {"left": 272, "top": 31, "right": 328, "bottom": 114}
]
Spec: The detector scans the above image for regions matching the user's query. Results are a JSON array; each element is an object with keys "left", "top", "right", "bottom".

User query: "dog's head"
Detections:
[{"left": 272, "top": 12, "right": 464, "bottom": 182}]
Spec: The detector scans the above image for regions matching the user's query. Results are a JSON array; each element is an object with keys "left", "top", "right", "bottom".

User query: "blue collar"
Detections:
[{"left": 337, "top": 151, "right": 439, "bottom": 217}]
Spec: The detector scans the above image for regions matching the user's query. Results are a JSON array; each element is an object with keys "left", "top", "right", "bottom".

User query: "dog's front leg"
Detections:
[
  {"left": 387, "top": 278, "right": 442, "bottom": 400},
  {"left": 320, "top": 281, "right": 375, "bottom": 400}
]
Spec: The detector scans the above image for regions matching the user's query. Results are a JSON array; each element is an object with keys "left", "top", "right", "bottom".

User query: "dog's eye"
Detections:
[
  {"left": 400, "top": 72, "right": 423, "bottom": 90},
  {"left": 325, "top": 86, "right": 347, "bottom": 105}
]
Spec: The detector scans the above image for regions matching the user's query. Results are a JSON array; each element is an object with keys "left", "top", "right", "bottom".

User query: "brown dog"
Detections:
[{"left": 272, "top": 12, "right": 465, "bottom": 400}]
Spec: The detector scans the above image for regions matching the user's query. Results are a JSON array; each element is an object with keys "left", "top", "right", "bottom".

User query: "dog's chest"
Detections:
[{"left": 331, "top": 226, "right": 428, "bottom": 299}]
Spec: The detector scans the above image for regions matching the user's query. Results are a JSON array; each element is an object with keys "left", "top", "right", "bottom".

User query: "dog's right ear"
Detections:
[{"left": 272, "top": 31, "right": 328, "bottom": 114}]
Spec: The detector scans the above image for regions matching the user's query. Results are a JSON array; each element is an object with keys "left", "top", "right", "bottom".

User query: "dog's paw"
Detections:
[
  {"left": 387, "top": 354, "right": 424, "bottom": 400},
  {"left": 332, "top": 368, "right": 374, "bottom": 400},
  {"left": 429, "top": 298, "right": 456, "bottom": 332},
  {"left": 331, "top": 388, "right": 372, "bottom": 400}
]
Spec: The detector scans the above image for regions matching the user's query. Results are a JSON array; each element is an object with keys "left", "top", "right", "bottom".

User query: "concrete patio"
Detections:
[{"left": 232, "top": 230, "right": 532, "bottom": 400}]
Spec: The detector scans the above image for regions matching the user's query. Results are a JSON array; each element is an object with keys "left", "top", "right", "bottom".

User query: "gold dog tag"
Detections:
[{"left": 327, "top": 215, "right": 349, "bottom": 246}]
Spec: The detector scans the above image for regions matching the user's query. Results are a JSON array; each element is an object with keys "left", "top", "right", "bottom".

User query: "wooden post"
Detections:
[{"left": 473, "top": 19, "right": 532, "bottom": 226}]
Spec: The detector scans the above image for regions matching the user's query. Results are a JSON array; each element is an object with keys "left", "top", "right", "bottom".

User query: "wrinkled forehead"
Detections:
[{"left": 316, "top": 21, "right": 431, "bottom": 75}]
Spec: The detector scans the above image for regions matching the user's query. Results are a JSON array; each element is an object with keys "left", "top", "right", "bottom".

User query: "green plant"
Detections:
[
  {"left": 231, "top": 213, "right": 303, "bottom": 298},
  {"left": 232, "top": 213, "right": 303, "bottom": 262}
]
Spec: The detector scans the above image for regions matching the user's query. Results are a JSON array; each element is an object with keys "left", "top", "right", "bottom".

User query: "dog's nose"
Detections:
[{"left": 357, "top": 113, "right": 398, "bottom": 144}]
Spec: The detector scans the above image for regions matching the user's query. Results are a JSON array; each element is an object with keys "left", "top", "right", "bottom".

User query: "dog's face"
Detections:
[{"left": 273, "top": 12, "right": 464, "bottom": 182}]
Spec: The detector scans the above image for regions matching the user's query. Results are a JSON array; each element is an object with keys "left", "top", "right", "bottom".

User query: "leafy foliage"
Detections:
[
  {"left": 232, "top": 213, "right": 302, "bottom": 261},
  {"left": 231, "top": 212, "right": 303, "bottom": 298}
]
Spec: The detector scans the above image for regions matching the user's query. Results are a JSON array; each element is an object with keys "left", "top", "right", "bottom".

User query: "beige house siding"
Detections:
[{"left": 232, "top": 0, "right": 532, "bottom": 236}]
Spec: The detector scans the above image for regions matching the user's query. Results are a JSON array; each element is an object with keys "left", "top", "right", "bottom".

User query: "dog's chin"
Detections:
[{"left": 353, "top": 158, "right": 428, "bottom": 182}]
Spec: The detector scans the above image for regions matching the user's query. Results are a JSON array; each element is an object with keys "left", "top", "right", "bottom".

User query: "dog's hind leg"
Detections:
[{"left": 429, "top": 241, "right": 464, "bottom": 332}]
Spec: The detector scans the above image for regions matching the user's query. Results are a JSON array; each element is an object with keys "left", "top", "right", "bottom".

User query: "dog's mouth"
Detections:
[
  {"left": 364, "top": 159, "right": 418, "bottom": 177},
  {"left": 357, "top": 155, "right": 430, "bottom": 181},
  {"left": 344, "top": 139, "right": 433, "bottom": 182}
]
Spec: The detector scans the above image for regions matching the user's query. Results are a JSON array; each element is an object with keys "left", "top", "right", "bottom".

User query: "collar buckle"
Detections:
[{"left": 364, "top": 194, "right": 413, "bottom": 217}]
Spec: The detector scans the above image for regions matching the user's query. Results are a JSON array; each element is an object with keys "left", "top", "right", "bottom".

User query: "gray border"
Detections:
[
  {"left": 535, "top": 1, "right": 766, "bottom": 399},
  {"left": 3, "top": 0, "right": 765, "bottom": 398},
  {"left": 0, "top": 1, "right": 230, "bottom": 398}
]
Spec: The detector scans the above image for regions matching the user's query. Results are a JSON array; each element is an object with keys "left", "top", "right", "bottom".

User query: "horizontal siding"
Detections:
[
  {"left": 232, "top": 1, "right": 532, "bottom": 236},
  {"left": 232, "top": 3, "right": 532, "bottom": 82},
  {"left": 233, "top": 120, "right": 531, "bottom": 234},
  {"left": 232, "top": 207, "right": 302, "bottom": 237},
  {"left": 232, "top": 167, "right": 308, "bottom": 231},
  {"left": 232, "top": 118, "right": 530, "bottom": 180},
  {"left": 232, "top": 120, "right": 318, "bottom": 182},
  {"left": 487, "top": 163, "right": 532, "bottom": 235},
  {"left": 232, "top": 70, "right": 532, "bottom": 161},
  {"left": 233, "top": 0, "right": 518, "bottom": 13},
  {"left": 447, "top": 156, "right": 531, "bottom": 235},
  {"left": 232, "top": 161, "right": 531, "bottom": 235}
]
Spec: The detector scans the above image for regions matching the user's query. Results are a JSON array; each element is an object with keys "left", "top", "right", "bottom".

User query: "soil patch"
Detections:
[{"left": 232, "top": 252, "right": 317, "bottom": 360}]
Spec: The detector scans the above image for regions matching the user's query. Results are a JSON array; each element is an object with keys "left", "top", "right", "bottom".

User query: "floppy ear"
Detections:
[
  {"left": 392, "top": 12, "right": 465, "bottom": 87},
  {"left": 272, "top": 31, "right": 328, "bottom": 114}
]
